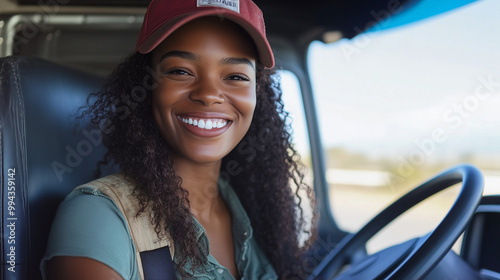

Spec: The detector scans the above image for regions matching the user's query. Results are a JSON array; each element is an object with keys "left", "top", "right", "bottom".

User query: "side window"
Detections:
[
  {"left": 309, "top": 1, "right": 500, "bottom": 253},
  {"left": 277, "top": 70, "right": 314, "bottom": 236},
  {"left": 279, "top": 70, "right": 313, "bottom": 176}
]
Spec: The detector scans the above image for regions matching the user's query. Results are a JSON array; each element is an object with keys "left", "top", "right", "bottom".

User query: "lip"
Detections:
[{"left": 176, "top": 113, "right": 232, "bottom": 138}]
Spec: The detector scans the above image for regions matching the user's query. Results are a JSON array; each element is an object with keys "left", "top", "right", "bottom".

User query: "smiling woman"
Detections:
[
  {"left": 151, "top": 17, "right": 257, "bottom": 164},
  {"left": 39, "top": 0, "right": 316, "bottom": 280},
  {"left": 150, "top": 18, "right": 259, "bottom": 277}
]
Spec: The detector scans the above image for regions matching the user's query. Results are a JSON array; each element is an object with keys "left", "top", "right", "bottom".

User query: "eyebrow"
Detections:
[
  {"left": 159, "top": 50, "right": 199, "bottom": 62},
  {"left": 220, "top": 57, "right": 255, "bottom": 70}
]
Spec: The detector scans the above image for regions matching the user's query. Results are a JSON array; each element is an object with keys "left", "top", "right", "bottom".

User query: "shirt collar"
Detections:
[{"left": 190, "top": 178, "right": 253, "bottom": 248}]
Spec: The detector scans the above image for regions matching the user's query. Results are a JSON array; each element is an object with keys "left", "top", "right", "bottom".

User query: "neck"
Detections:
[{"left": 173, "top": 158, "right": 223, "bottom": 219}]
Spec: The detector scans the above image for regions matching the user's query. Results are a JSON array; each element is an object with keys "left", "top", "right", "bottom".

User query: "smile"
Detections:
[{"left": 179, "top": 117, "right": 229, "bottom": 130}]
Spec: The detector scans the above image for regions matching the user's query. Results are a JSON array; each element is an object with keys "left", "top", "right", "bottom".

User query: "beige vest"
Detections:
[{"left": 75, "top": 173, "right": 174, "bottom": 279}]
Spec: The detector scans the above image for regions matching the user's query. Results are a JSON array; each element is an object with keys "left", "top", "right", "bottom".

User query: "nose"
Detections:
[{"left": 190, "top": 76, "right": 224, "bottom": 106}]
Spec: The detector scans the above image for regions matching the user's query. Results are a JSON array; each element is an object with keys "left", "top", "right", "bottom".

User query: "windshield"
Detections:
[{"left": 308, "top": 0, "right": 500, "bottom": 253}]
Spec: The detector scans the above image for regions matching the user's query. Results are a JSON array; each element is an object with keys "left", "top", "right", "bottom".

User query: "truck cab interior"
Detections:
[{"left": 1, "top": 0, "right": 499, "bottom": 279}]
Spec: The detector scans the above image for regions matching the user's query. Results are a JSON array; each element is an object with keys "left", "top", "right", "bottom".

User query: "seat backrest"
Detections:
[{"left": 0, "top": 56, "right": 116, "bottom": 280}]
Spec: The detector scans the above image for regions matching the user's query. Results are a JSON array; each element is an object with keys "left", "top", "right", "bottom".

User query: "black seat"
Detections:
[{"left": 0, "top": 56, "right": 115, "bottom": 280}]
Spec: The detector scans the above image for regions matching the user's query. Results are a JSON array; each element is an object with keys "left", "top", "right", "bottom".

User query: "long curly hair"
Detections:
[{"left": 79, "top": 52, "right": 317, "bottom": 278}]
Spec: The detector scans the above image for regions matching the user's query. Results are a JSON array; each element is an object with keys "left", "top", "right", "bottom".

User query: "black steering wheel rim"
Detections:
[{"left": 310, "top": 164, "right": 484, "bottom": 280}]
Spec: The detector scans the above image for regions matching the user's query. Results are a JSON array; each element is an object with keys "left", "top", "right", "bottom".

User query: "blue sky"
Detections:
[{"left": 288, "top": 0, "right": 500, "bottom": 162}]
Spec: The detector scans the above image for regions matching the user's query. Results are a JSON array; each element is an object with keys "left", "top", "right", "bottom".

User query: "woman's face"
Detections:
[{"left": 151, "top": 17, "right": 257, "bottom": 165}]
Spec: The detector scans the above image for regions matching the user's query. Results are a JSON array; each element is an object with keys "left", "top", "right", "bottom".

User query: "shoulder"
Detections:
[
  {"left": 75, "top": 173, "right": 175, "bottom": 256},
  {"left": 75, "top": 173, "right": 143, "bottom": 218},
  {"left": 42, "top": 178, "right": 139, "bottom": 279},
  {"left": 53, "top": 183, "right": 130, "bottom": 232}
]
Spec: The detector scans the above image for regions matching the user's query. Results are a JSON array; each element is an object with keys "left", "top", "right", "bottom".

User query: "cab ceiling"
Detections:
[{"left": 15, "top": 0, "right": 417, "bottom": 43}]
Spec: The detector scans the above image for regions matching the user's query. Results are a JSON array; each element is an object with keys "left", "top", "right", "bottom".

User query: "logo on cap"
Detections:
[{"left": 197, "top": 0, "right": 240, "bottom": 13}]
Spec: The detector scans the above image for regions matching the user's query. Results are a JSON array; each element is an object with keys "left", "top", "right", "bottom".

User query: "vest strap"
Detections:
[{"left": 75, "top": 173, "right": 175, "bottom": 279}]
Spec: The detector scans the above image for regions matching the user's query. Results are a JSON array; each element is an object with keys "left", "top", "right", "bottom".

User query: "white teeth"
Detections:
[
  {"left": 198, "top": 119, "right": 205, "bottom": 129},
  {"left": 180, "top": 117, "right": 228, "bottom": 130}
]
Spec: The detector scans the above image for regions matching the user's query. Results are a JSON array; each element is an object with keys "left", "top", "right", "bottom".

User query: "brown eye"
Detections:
[
  {"left": 225, "top": 74, "right": 250, "bottom": 81},
  {"left": 161, "top": 67, "right": 195, "bottom": 81},
  {"left": 165, "top": 68, "right": 191, "bottom": 76}
]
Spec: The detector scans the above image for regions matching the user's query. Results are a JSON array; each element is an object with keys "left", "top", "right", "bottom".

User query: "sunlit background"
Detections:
[{"left": 281, "top": 0, "right": 500, "bottom": 252}]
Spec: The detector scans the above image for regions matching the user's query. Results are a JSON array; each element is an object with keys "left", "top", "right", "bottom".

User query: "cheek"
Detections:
[
  {"left": 247, "top": 88, "right": 257, "bottom": 116},
  {"left": 152, "top": 91, "right": 163, "bottom": 120},
  {"left": 237, "top": 90, "right": 257, "bottom": 139},
  {"left": 152, "top": 88, "right": 175, "bottom": 131},
  {"left": 151, "top": 94, "right": 178, "bottom": 149},
  {"left": 152, "top": 80, "right": 183, "bottom": 114},
  {"left": 236, "top": 89, "right": 257, "bottom": 129},
  {"left": 152, "top": 98, "right": 163, "bottom": 129},
  {"left": 235, "top": 86, "right": 257, "bottom": 115}
]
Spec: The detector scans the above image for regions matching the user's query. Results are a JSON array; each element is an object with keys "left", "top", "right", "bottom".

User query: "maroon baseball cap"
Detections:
[{"left": 135, "top": 0, "right": 275, "bottom": 68}]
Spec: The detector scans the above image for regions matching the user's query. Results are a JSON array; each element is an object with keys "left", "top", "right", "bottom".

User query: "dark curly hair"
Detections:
[{"left": 79, "top": 52, "right": 317, "bottom": 278}]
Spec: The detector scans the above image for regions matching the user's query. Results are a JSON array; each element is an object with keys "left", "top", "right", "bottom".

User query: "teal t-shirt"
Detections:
[{"left": 40, "top": 178, "right": 277, "bottom": 280}]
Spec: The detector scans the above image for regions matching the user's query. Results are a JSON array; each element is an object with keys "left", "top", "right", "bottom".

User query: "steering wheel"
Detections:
[{"left": 309, "top": 164, "right": 484, "bottom": 280}]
